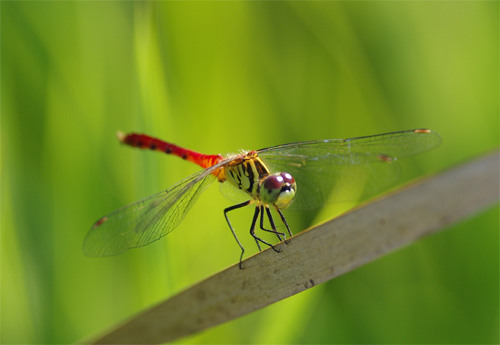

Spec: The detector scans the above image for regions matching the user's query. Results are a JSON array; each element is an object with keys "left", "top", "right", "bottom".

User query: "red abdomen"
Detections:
[{"left": 118, "top": 132, "right": 224, "bottom": 170}]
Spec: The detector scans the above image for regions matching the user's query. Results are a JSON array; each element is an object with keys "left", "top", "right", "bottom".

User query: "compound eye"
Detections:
[
  {"left": 263, "top": 174, "right": 284, "bottom": 191},
  {"left": 260, "top": 173, "right": 297, "bottom": 209},
  {"left": 280, "top": 172, "right": 295, "bottom": 185}
]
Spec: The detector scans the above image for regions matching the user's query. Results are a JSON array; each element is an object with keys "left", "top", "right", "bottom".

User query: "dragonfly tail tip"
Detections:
[{"left": 116, "top": 130, "right": 126, "bottom": 142}]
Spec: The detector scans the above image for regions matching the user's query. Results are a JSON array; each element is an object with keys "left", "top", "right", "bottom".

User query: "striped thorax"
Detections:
[
  {"left": 224, "top": 151, "right": 269, "bottom": 196},
  {"left": 223, "top": 151, "right": 297, "bottom": 209}
]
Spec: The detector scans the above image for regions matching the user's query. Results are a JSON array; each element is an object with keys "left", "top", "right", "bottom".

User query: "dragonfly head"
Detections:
[{"left": 260, "top": 172, "right": 297, "bottom": 209}]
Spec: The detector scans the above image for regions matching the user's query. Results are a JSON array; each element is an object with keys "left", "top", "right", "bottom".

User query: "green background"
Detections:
[{"left": 2, "top": 1, "right": 498, "bottom": 344}]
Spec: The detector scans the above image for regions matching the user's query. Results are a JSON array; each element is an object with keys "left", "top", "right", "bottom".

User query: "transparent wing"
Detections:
[
  {"left": 258, "top": 129, "right": 441, "bottom": 211},
  {"left": 219, "top": 176, "right": 252, "bottom": 203},
  {"left": 83, "top": 162, "right": 227, "bottom": 257}
]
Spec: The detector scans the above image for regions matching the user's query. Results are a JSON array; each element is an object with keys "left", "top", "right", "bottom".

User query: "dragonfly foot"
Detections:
[
  {"left": 271, "top": 245, "right": 282, "bottom": 253},
  {"left": 238, "top": 249, "right": 245, "bottom": 270}
]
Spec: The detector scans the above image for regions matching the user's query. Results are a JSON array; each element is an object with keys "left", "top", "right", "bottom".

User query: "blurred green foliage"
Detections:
[{"left": 2, "top": 1, "right": 498, "bottom": 344}]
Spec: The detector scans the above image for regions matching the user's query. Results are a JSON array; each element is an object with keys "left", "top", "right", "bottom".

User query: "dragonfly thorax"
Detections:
[
  {"left": 259, "top": 172, "right": 297, "bottom": 209},
  {"left": 223, "top": 152, "right": 297, "bottom": 209},
  {"left": 224, "top": 152, "right": 270, "bottom": 196}
]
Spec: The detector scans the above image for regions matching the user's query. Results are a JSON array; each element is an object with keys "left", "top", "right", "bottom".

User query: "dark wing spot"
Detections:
[
  {"left": 93, "top": 216, "right": 108, "bottom": 228},
  {"left": 378, "top": 154, "right": 393, "bottom": 163},
  {"left": 414, "top": 128, "right": 431, "bottom": 133}
]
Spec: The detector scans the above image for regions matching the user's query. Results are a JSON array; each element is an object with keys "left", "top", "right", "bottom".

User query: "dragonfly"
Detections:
[{"left": 83, "top": 129, "right": 441, "bottom": 268}]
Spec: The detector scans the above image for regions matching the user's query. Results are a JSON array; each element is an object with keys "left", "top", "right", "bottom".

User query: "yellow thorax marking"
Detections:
[{"left": 220, "top": 151, "right": 270, "bottom": 195}]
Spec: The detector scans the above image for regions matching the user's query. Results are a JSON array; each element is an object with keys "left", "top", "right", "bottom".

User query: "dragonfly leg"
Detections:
[
  {"left": 276, "top": 208, "right": 293, "bottom": 244},
  {"left": 259, "top": 205, "right": 285, "bottom": 241},
  {"left": 250, "top": 205, "right": 281, "bottom": 254},
  {"left": 253, "top": 206, "right": 263, "bottom": 251},
  {"left": 263, "top": 205, "right": 285, "bottom": 241},
  {"left": 224, "top": 200, "right": 252, "bottom": 269}
]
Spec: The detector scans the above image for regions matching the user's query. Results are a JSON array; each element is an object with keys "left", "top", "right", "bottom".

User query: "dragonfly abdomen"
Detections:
[{"left": 117, "top": 132, "right": 224, "bottom": 170}]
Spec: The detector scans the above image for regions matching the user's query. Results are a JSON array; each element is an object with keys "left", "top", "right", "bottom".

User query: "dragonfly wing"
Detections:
[
  {"left": 260, "top": 149, "right": 402, "bottom": 211},
  {"left": 258, "top": 129, "right": 441, "bottom": 211},
  {"left": 333, "top": 129, "right": 442, "bottom": 158},
  {"left": 218, "top": 177, "right": 252, "bottom": 203},
  {"left": 83, "top": 164, "right": 223, "bottom": 257}
]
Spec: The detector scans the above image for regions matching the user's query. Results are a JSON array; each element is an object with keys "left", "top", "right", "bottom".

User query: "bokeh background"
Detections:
[{"left": 2, "top": 1, "right": 498, "bottom": 344}]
